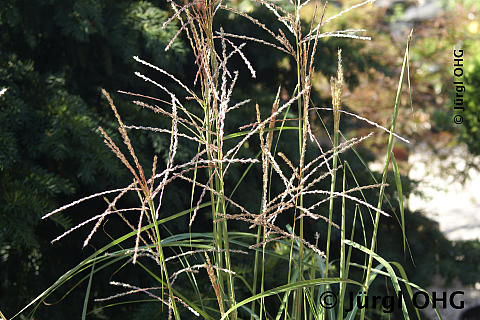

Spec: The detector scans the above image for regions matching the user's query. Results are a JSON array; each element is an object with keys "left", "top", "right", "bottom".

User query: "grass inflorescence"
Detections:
[{"left": 14, "top": 1, "right": 438, "bottom": 320}]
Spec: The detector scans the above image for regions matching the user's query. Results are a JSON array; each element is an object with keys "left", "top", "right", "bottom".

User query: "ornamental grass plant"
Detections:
[{"left": 14, "top": 1, "right": 440, "bottom": 319}]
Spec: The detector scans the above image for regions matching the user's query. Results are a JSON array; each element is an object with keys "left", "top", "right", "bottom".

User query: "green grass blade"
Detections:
[
  {"left": 361, "top": 30, "right": 412, "bottom": 320},
  {"left": 344, "top": 263, "right": 385, "bottom": 320},
  {"left": 349, "top": 262, "right": 443, "bottom": 320},
  {"left": 390, "top": 262, "right": 421, "bottom": 320},
  {"left": 391, "top": 155, "right": 406, "bottom": 253},
  {"left": 344, "top": 240, "right": 410, "bottom": 320},
  {"left": 81, "top": 259, "right": 95, "bottom": 320},
  {"left": 275, "top": 268, "right": 299, "bottom": 320},
  {"left": 338, "top": 163, "right": 347, "bottom": 320},
  {"left": 221, "top": 278, "right": 362, "bottom": 320},
  {"left": 12, "top": 203, "right": 212, "bottom": 319}
]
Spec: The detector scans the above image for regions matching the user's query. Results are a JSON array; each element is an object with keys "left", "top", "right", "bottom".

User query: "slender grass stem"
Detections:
[
  {"left": 251, "top": 226, "right": 262, "bottom": 320},
  {"left": 293, "top": 3, "right": 306, "bottom": 317},
  {"left": 360, "top": 30, "right": 412, "bottom": 320},
  {"left": 338, "top": 162, "right": 347, "bottom": 320},
  {"left": 148, "top": 200, "right": 180, "bottom": 320}
]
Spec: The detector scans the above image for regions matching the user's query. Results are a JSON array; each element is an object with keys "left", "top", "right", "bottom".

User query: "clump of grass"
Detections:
[{"left": 14, "top": 1, "right": 438, "bottom": 320}]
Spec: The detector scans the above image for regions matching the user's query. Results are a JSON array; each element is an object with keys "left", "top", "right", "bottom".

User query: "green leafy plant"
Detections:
[{"left": 13, "top": 1, "right": 438, "bottom": 319}]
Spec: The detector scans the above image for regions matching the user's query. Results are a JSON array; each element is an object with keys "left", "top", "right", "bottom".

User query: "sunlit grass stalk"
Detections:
[
  {"left": 215, "top": 149, "right": 236, "bottom": 316},
  {"left": 253, "top": 102, "right": 269, "bottom": 320},
  {"left": 266, "top": 88, "right": 298, "bottom": 320},
  {"left": 283, "top": 86, "right": 300, "bottom": 320},
  {"left": 190, "top": 6, "right": 239, "bottom": 316},
  {"left": 360, "top": 30, "right": 412, "bottom": 320},
  {"left": 326, "top": 49, "right": 343, "bottom": 281},
  {"left": 148, "top": 200, "right": 180, "bottom": 320},
  {"left": 209, "top": 25, "right": 237, "bottom": 320},
  {"left": 293, "top": 3, "right": 308, "bottom": 317},
  {"left": 259, "top": 91, "right": 279, "bottom": 320},
  {"left": 309, "top": 234, "right": 320, "bottom": 320},
  {"left": 338, "top": 161, "right": 347, "bottom": 320},
  {"left": 189, "top": 143, "right": 202, "bottom": 244},
  {"left": 250, "top": 225, "right": 265, "bottom": 320},
  {"left": 205, "top": 102, "right": 231, "bottom": 317}
]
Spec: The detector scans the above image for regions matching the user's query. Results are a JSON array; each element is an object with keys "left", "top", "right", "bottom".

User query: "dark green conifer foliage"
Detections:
[{"left": 0, "top": 1, "right": 187, "bottom": 316}]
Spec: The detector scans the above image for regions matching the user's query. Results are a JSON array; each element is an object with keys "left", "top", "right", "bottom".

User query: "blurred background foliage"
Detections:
[{"left": 1, "top": 0, "right": 480, "bottom": 319}]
